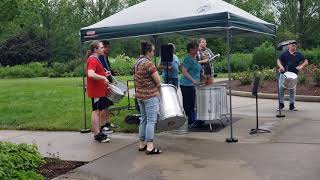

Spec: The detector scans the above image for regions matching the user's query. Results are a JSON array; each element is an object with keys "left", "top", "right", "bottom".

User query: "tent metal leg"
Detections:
[
  {"left": 225, "top": 29, "right": 238, "bottom": 143},
  {"left": 80, "top": 43, "right": 90, "bottom": 133}
]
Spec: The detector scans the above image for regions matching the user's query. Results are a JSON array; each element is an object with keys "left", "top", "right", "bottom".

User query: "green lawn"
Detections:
[{"left": 0, "top": 77, "right": 138, "bottom": 132}]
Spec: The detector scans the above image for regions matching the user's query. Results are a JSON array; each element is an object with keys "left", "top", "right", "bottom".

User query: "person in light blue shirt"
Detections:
[
  {"left": 180, "top": 41, "right": 201, "bottom": 126},
  {"left": 158, "top": 43, "right": 180, "bottom": 87}
]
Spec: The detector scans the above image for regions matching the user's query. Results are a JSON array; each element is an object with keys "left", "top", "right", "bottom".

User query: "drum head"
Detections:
[{"left": 284, "top": 72, "right": 297, "bottom": 79}]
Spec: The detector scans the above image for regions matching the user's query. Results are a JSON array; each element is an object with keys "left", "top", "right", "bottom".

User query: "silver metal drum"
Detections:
[
  {"left": 106, "top": 84, "right": 124, "bottom": 103},
  {"left": 105, "top": 76, "right": 128, "bottom": 103},
  {"left": 111, "top": 76, "right": 128, "bottom": 93},
  {"left": 196, "top": 84, "right": 228, "bottom": 121},
  {"left": 282, "top": 72, "right": 298, "bottom": 89},
  {"left": 158, "top": 84, "right": 186, "bottom": 131}
]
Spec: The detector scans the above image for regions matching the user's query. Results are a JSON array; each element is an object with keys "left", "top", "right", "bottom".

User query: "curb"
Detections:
[{"left": 229, "top": 90, "right": 320, "bottom": 102}]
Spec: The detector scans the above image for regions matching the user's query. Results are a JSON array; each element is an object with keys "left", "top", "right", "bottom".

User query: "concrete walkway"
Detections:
[{"left": 1, "top": 89, "right": 320, "bottom": 180}]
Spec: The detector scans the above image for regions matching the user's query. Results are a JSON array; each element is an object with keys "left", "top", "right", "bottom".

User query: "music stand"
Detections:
[
  {"left": 160, "top": 44, "right": 173, "bottom": 84},
  {"left": 250, "top": 76, "right": 271, "bottom": 134}
]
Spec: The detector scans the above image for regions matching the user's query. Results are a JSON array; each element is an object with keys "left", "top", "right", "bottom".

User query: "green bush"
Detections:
[
  {"left": 302, "top": 49, "right": 320, "bottom": 66},
  {"left": 232, "top": 71, "right": 252, "bottom": 85},
  {"left": 252, "top": 42, "right": 276, "bottom": 69},
  {"left": 110, "top": 54, "right": 136, "bottom": 76},
  {"left": 261, "top": 69, "right": 277, "bottom": 81},
  {"left": 298, "top": 74, "right": 307, "bottom": 84},
  {"left": 313, "top": 67, "right": 320, "bottom": 87},
  {"left": 214, "top": 53, "right": 252, "bottom": 73},
  {"left": 0, "top": 142, "right": 44, "bottom": 180}
]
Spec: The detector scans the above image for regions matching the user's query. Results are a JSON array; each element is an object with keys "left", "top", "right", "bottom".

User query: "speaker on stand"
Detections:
[{"left": 160, "top": 44, "right": 173, "bottom": 84}]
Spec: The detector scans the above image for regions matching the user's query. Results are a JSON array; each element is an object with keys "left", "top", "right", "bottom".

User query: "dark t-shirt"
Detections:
[
  {"left": 279, "top": 51, "right": 306, "bottom": 74},
  {"left": 98, "top": 55, "right": 113, "bottom": 82},
  {"left": 98, "top": 55, "right": 111, "bottom": 71}
]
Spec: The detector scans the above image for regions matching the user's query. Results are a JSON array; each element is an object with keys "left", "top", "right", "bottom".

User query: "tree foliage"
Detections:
[
  {"left": 0, "top": 0, "right": 319, "bottom": 66},
  {"left": 0, "top": 31, "right": 49, "bottom": 66}
]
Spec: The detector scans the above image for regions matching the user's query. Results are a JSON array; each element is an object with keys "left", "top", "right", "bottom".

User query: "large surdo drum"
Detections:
[
  {"left": 157, "top": 84, "right": 186, "bottom": 131},
  {"left": 196, "top": 84, "right": 228, "bottom": 121}
]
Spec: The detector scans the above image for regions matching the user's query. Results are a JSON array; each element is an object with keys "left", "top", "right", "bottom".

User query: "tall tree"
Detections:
[{"left": 273, "top": 0, "right": 320, "bottom": 47}]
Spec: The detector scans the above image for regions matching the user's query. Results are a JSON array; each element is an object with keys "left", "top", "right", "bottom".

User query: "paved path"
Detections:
[{"left": 1, "top": 85, "right": 320, "bottom": 180}]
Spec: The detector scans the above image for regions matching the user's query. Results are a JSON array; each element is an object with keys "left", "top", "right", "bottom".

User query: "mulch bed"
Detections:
[
  {"left": 219, "top": 80, "right": 320, "bottom": 96},
  {"left": 37, "top": 158, "right": 87, "bottom": 180}
]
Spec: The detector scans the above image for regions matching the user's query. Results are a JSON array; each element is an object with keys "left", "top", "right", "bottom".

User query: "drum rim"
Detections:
[{"left": 160, "top": 83, "right": 177, "bottom": 89}]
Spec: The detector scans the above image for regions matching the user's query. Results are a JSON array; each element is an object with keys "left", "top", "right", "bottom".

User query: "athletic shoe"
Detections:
[
  {"left": 101, "top": 126, "right": 113, "bottom": 134},
  {"left": 94, "top": 133, "right": 110, "bottom": 143},
  {"left": 289, "top": 104, "right": 298, "bottom": 111},
  {"left": 277, "top": 102, "right": 284, "bottom": 110}
]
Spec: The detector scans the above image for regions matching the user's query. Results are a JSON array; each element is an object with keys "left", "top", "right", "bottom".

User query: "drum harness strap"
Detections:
[{"left": 133, "top": 56, "right": 149, "bottom": 92}]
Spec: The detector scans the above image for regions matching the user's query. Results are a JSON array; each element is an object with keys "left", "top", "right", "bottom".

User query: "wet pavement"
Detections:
[{"left": 1, "top": 91, "right": 320, "bottom": 180}]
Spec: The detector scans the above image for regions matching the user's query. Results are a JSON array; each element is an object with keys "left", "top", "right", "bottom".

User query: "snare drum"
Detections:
[
  {"left": 105, "top": 76, "right": 128, "bottom": 103},
  {"left": 282, "top": 72, "right": 298, "bottom": 89},
  {"left": 106, "top": 84, "right": 124, "bottom": 103}
]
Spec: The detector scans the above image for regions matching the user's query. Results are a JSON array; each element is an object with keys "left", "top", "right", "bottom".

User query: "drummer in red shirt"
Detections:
[
  {"left": 86, "top": 41, "right": 110, "bottom": 143},
  {"left": 277, "top": 40, "right": 308, "bottom": 111}
]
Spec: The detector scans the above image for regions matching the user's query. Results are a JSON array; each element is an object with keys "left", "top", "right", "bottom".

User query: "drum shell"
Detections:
[
  {"left": 282, "top": 72, "right": 298, "bottom": 89},
  {"left": 106, "top": 84, "right": 125, "bottom": 103},
  {"left": 105, "top": 76, "right": 128, "bottom": 103},
  {"left": 158, "top": 84, "right": 186, "bottom": 131},
  {"left": 196, "top": 84, "right": 228, "bottom": 121}
]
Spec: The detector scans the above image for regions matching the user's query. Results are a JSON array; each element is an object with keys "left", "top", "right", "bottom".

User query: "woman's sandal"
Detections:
[
  {"left": 138, "top": 145, "right": 147, "bottom": 151},
  {"left": 145, "top": 148, "right": 162, "bottom": 155}
]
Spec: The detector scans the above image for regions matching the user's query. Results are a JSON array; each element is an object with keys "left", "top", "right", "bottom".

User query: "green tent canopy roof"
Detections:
[{"left": 80, "top": 0, "right": 275, "bottom": 42}]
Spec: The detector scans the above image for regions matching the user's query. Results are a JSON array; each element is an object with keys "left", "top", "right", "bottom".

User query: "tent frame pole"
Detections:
[
  {"left": 225, "top": 29, "right": 238, "bottom": 143},
  {"left": 80, "top": 43, "right": 90, "bottom": 133}
]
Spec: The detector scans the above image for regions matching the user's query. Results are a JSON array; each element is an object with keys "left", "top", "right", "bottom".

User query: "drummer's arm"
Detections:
[
  {"left": 296, "top": 59, "right": 308, "bottom": 71},
  {"left": 181, "top": 66, "right": 197, "bottom": 84},
  {"left": 277, "top": 59, "right": 285, "bottom": 72},
  {"left": 88, "top": 69, "right": 109, "bottom": 84}
]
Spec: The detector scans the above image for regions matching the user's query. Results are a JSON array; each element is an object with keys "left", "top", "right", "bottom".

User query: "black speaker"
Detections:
[{"left": 160, "top": 44, "right": 173, "bottom": 63}]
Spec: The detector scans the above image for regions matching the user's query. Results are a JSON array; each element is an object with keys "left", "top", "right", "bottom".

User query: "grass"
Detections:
[{"left": 0, "top": 77, "right": 138, "bottom": 133}]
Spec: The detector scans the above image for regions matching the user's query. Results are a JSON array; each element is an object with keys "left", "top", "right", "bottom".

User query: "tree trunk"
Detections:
[{"left": 298, "top": 0, "right": 304, "bottom": 47}]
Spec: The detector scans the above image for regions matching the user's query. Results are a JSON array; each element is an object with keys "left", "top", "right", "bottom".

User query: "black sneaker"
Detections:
[
  {"left": 101, "top": 126, "right": 113, "bottom": 134},
  {"left": 277, "top": 103, "right": 284, "bottom": 110},
  {"left": 289, "top": 104, "right": 298, "bottom": 111},
  {"left": 94, "top": 133, "right": 110, "bottom": 143}
]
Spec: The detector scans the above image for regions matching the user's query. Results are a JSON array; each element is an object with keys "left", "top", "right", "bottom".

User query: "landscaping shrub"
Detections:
[
  {"left": 0, "top": 62, "right": 48, "bottom": 78},
  {"left": 110, "top": 54, "right": 136, "bottom": 76},
  {"left": 232, "top": 71, "right": 252, "bottom": 85},
  {"left": 261, "top": 69, "right": 277, "bottom": 81},
  {"left": 214, "top": 53, "right": 252, "bottom": 73},
  {"left": 252, "top": 42, "right": 276, "bottom": 69},
  {"left": 313, "top": 67, "right": 320, "bottom": 87},
  {"left": 0, "top": 142, "right": 44, "bottom": 180},
  {"left": 302, "top": 49, "right": 320, "bottom": 66},
  {"left": 298, "top": 74, "right": 307, "bottom": 84}
]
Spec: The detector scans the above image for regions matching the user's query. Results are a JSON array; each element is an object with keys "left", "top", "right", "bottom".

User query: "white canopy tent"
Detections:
[
  {"left": 80, "top": 0, "right": 276, "bottom": 141},
  {"left": 80, "top": 0, "right": 275, "bottom": 41}
]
